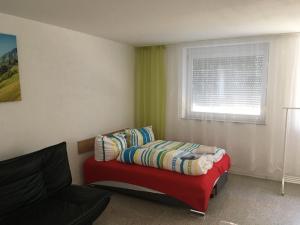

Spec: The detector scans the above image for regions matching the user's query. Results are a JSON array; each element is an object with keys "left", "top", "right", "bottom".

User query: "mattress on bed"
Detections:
[{"left": 83, "top": 154, "right": 230, "bottom": 212}]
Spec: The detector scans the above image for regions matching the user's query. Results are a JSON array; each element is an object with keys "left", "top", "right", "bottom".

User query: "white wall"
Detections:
[
  {"left": 0, "top": 13, "right": 135, "bottom": 184},
  {"left": 166, "top": 34, "right": 300, "bottom": 181}
]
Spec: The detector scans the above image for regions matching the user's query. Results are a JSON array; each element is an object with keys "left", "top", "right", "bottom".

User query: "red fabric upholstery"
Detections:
[{"left": 84, "top": 154, "right": 230, "bottom": 212}]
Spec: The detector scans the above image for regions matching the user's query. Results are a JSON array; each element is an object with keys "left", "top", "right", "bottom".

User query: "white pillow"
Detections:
[{"left": 94, "top": 133, "right": 127, "bottom": 161}]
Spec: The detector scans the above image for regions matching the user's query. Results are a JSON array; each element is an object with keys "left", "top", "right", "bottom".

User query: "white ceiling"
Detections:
[{"left": 0, "top": 0, "right": 300, "bottom": 46}]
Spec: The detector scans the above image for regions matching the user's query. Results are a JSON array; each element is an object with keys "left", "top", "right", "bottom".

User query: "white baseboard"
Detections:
[
  {"left": 284, "top": 175, "right": 300, "bottom": 185},
  {"left": 229, "top": 169, "right": 281, "bottom": 182}
]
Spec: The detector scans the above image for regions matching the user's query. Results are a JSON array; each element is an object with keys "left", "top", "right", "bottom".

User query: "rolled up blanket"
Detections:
[{"left": 118, "top": 140, "right": 226, "bottom": 175}]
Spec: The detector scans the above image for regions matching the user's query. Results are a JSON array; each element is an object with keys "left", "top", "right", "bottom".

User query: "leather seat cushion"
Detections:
[{"left": 0, "top": 185, "right": 111, "bottom": 225}]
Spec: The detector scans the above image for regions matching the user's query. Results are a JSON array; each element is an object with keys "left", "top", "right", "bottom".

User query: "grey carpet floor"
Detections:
[{"left": 94, "top": 174, "right": 300, "bottom": 225}]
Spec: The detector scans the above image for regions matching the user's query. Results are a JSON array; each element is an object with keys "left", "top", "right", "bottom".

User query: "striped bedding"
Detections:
[{"left": 118, "top": 140, "right": 226, "bottom": 176}]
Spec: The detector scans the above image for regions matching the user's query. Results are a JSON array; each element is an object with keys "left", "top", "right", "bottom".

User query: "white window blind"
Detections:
[{"left": 182, "top": 42, "right": 269, "bottom": 124}]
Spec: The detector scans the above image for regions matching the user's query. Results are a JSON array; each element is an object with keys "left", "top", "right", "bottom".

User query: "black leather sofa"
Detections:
[{"left": 0, "top": 142, "right": 111, "bottom": 225}]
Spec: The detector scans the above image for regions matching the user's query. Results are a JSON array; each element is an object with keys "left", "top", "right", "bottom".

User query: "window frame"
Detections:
[{"left": 180, "top": 42, "right": 269, "bottom": 124}]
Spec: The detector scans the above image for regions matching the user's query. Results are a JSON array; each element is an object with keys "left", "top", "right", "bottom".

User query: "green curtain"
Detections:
[{"left": 135, "top": 46, "right": 166, "bottom": 139}]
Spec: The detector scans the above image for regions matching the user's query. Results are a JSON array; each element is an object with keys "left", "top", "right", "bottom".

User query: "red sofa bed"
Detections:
[{"left": 83, "top": 153, "right": 230, "bottom": 213}]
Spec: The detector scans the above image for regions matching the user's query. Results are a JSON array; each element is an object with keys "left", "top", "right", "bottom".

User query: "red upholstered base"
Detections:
[{"left": 84, "top": 154, "right": 230, "bottom": 212}]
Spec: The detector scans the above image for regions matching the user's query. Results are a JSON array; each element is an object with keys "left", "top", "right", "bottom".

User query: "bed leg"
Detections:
[{"left": 189, "top": 209, "right": 205, "bottom": 216}]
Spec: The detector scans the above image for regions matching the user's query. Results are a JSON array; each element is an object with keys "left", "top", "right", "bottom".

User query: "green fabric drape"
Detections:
[{"left": 135, "top": 46, "right": 166, "bottom": 139}]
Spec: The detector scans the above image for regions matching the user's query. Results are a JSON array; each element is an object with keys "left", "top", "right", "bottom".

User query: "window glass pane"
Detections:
[{"left": 184, "top": 43, "right": 269, "bottom": 123}]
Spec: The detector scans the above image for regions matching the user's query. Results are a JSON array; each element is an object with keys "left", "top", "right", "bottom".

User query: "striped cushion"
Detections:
[
  {"left": 95, "top": 133, "right": 127, "bottom": 161},
  {"left": 125, "top": 126, "right": 155, "bottom": 147},
  {"left": 117, "top": 146, "right": 139, "bottom": 164}
]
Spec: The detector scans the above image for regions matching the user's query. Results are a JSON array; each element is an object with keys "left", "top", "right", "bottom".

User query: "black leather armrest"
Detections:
[
  {"left": 52, "top": 185, "right": 111, "bottom": 225},
  {"left": 53, "top": 185, "right": 111, "bottom": 205}
]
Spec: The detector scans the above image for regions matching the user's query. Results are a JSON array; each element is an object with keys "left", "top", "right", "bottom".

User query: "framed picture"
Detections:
[{"left": 0, "top": 33, "right": 21, "bottom": 102}]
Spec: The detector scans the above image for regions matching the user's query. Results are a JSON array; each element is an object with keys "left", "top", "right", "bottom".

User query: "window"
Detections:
[{"left": 181, "top": 42, "right": 269, "bottom": 124}]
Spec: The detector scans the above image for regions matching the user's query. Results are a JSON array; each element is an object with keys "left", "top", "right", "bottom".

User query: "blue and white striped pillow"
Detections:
[
  {"left": 117, "top": 146, "right": 139, "bottom": 164},
  {"left": 125, "top": 126, "right": 155, "bottom": 147},
  {"left": 95, "top": 133, "right": 127, "bottom": 161}
]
